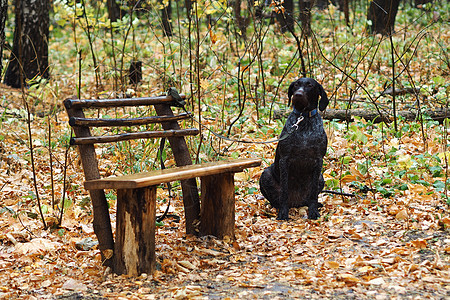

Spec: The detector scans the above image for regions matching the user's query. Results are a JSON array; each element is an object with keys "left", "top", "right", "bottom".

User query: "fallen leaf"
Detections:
[
  {"left": 358, "top": 266, "right": 374, "bottom": 273},
  {"left": 62, "top": 278, "right": 88, "bottom": 291},
  {"left": 395, "top": 209, "right": 408, "bottom": 220},
  {"left": 41, "top": 280, "right": 52, "bottom": 288},
  {"left": 195, "top": 248, "right": 223, "bottom": 257},
  {"left": 171, "top": 285, "right": 202, "bottom": 299},
  {"left": 410, "top": 239, "right": 427, "bottom": 249},
  {"left": 337, "top": 273, "right": 360, "bottom": 286},
  {"left": 367, "top": 277, "right": 385, "bottom": 285},
  {"left": 14, "top": 238, "right": 62, "bottom": 255},
  {"left": 341, "top": 174, "right": 357, "bottom": 184},
  {"left": 178, "top": 260, "right": 196, "bottom": 270},
  {"left": 325, "top": 261, "right": 340, "bottom": 269}
]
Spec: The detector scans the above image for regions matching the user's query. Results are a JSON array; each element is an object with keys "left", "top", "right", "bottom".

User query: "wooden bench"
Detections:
[{"left": 64, "top": 93, "right": 261, "bottom": 276}]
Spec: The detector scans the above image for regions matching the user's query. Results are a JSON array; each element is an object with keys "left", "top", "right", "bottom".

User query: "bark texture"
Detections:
[
  {"left": 200, "top": 173, "right": 236, "bottom": 239},
  {"left": 161, "top": 0, "right": 172, "bottom": 37},
  {"left": 107, "top": 0, "right": 125, "bottom": 22},
  {"left": 367, "top": 0, "right": 401, "bottom": 35},
  {"left": 0, "top": 0, "right": 7, "bottom": 76},
  {"left": 4, "top": 0, "right": 50, "bottom": 88},
  {"left": 114, "top": 187, "right": 156, "bottom": 275},
  {"left": 299, "top": 0, "right": 314, "bottom": 36}
]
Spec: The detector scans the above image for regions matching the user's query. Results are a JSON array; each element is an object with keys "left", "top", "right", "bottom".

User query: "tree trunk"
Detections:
[
  {"left": 299, "top": 0, "right": 314, "bottom": 36},
  {"left": 161, "top": 0, "right": 172, "bottom": 37},
  {"left": 107, "top": 0, "right": 125, "bottom": 22},
  {"left": 185, "top": 0, "right": 192, "bottom": 12},
  {"left": 233, "top": 0, "right": 250, "bottom": 38},
  {"left": 276, "top": 0, "right": 294, "bottom": 33},
  {"left": 4, "top": 0, "right": 50, "bottom": 88},
  {"left": 315, "top": 0, "right": 329, "bottom": 10},
  {"left": 274, "top": 108, "right": 450, "bottom": 124},
  {"left": 338, "top": 0, "right": 350, "bottom": 27},
  {"left": 322, "top": 108, "right": 450, "bottom": 124},
  {"left": 0, "top": 0, "right": 7, "bottom": 76},
  {"left": 367, "top": 0, "right": 401, "bottom": 35}
]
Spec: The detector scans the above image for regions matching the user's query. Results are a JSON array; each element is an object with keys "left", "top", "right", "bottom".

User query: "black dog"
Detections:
[{"left": 260, "top": 78, "right": 329, "bottom": 220}]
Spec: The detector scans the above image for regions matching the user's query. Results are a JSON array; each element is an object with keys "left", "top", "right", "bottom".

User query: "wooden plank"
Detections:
[
  {"left": 84, "top": 158, "right": 262, "bottom": 190},
  {"left": 70, "top": 128, "right": 199, "bottom": 145},
  {"left": 69, "top": 113, "right": 191, "bottom": 127},
  {"left": 114, "top": 187, "right": 156, "bottom": 275},
  {"left": 200, "top": 173, "right": 235, "bottom": 239},
  {"left": 63, "top": 95, "right": 186, "bottom": 109}
]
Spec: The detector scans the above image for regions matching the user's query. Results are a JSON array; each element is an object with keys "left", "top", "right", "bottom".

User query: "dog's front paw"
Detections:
[
  {"left": 277, "top": 207, "right": 289, "bottom": 220},
  {"left": 307, "top": 208, "right": 320, "bottom": 220}
]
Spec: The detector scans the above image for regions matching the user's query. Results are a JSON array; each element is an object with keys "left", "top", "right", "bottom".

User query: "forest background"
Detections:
[{"left": 0, "top": 0, "right": 449, "bottom": 298}]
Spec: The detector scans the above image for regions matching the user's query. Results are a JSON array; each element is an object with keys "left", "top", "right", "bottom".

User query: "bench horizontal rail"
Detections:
[
  {"left": 70, "top": 128, "right": 199, "bottom": 145},
  {"left": 84, "top": 158, "right": 261, "bottom": 190},
  {"left": 69, "top": 113, "right": 191, "bottom": 127},
  {"left": 64, "top": 95, "right": 186, "bottom": 109}
]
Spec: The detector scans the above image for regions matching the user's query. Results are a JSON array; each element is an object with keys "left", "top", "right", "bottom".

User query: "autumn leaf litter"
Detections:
[{"left": 1, "top": 82, "right": 449, "bottom": 299}]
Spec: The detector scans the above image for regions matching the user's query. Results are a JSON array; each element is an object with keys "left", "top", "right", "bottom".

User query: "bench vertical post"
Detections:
[
  {"left": 114, "top": 187, "right": 156, "bottom": 276},
  {"left": 154, "top": 104, "right": 201, "bottom": 235},
  {"left": 200, "top": 173, "right": 235, "bottom": 239},
  {"left": 64, "top": 99, "right": 115, "bottom": 267}
]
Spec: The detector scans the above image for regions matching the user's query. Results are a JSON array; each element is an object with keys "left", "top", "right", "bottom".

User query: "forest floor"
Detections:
[{"left": 0, "top": 82, "right": 449, "bottom": 299}]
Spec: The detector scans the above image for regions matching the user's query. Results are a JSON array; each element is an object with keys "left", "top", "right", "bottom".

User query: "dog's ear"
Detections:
[
  {"left": 318, "top": 84, "right": 329, "bottom": 111},
  {"left": 288, "top": 82, "right": 294, "bottom": 107}
]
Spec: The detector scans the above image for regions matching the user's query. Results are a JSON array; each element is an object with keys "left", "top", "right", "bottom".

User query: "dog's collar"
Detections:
[{"left": 293, "top": 108, "right": 318, "bottom": 118}]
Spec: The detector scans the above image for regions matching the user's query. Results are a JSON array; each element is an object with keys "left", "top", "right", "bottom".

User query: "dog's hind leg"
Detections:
[{"left": 259, "top": 166, "right": 281, "bottom": 209}]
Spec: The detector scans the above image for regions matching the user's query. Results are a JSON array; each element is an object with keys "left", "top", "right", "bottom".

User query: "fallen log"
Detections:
[{"left": 273, "top": 108, "right": 450, "bottom": 123}]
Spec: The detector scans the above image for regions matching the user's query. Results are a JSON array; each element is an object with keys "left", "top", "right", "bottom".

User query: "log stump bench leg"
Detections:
[
  {"left": 200, "top": 173, "right": 235, "bottom": 239},
  {"left": 114, "top": 187, "right": 156, "bottom": 276}
]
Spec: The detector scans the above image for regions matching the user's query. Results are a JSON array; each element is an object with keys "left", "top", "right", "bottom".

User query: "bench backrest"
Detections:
[{"left": 64, "top": 95, "right": 197, "bottom": 145}]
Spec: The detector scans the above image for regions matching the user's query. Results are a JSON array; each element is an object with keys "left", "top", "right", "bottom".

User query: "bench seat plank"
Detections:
[{"left": 84, "top": 158, "right": 261, "bottom": 190}]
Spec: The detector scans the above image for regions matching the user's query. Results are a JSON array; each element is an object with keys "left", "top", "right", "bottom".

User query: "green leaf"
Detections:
[
  {"left": 357, "top": 162, "right": 368, "bottom": 175},
  {"left": 41, "top": 204, "right": 49, "bottom": 214},
  {"left": 231, "top": 152, "right": 239, "bottom": 159},
  {"left": 429, "top": 166, "right": 442, "bottom": 177},
  {"left": 381, "top": 177, "right": 392, "bottom": 185},
  {"left": 248, "top": 187, "right": 258, "bottom": 194},
  {"left": 433, "top": 180, "right": 445, "bottom": 192}
]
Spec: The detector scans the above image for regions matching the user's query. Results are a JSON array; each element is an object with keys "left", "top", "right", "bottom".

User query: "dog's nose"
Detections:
[{"left": 294, "top": 88, "right": 305, "bottom": 97}]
